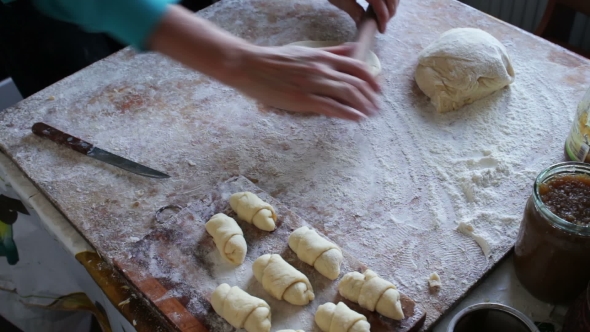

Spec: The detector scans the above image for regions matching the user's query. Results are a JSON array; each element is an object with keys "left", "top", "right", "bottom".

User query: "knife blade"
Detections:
[
  {"left": 32, "top": 122, "right": 170, "bottom": 179},
  {"left": 352, "top": 6, "right": 379, "bottom": 61}
]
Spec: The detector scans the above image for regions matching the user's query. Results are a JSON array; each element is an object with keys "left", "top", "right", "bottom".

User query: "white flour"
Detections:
[{"left": 0, "top": 0, "right": 588, "bottom": 329}]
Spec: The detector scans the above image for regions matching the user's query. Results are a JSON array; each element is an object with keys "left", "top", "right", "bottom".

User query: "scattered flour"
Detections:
[{"left": 0, "top": 0, "right": 586, "bottom": 329}]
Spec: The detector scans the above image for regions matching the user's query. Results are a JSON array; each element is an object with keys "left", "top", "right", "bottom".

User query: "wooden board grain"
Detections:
[
  {"left": 115, "top": 176, "right": 425, "bottom": 331},
  {"left": 2, "top": 0, "right": 590, "bottom": 328}
]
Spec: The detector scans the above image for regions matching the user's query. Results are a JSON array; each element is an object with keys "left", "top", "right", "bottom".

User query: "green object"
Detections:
[
  {"left": 0, "top": 221, "right": 19, "bottom": 265},
  {"left": 1, "top": 0, "right": 179, "bottom": 50}
]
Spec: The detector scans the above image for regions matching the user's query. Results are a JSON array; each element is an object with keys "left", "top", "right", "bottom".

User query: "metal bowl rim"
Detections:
[{"left": 446, "top": 302, "right": 540, "bottom": 332}]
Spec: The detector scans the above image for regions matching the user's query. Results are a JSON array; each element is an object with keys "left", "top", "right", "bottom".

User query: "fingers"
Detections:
[
  {"left": 323, "top": 80, "right": 377, "bottom": 116},
  {"left": 328, "top": 0, "right": 364, "bottom": 25},
  {"left": 299, "top": 68, "right": 378, "bottom": 117},
  {"left": 367, "top": 0, "right": 400, "bottom": 32},
  {"left": 367, "top": 0, "right": 390, "bottom": 33},
  {"left": 320, "top": 43, "right": 356, "bottom": 56},
  {"left": 333, "top": 72, "right": 380, "bottom": 112},
  {"left": 322, "top": 52, "right": 381, "bottom": 93},
  {"left": 305, "top": 95, "right": 368, "bottom": 121}
]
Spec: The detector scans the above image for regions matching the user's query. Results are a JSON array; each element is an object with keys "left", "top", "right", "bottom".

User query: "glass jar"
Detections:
[
  {"left": 513, "top": 162, "right": 590, "bottom": 303},
  {"left": 565, "top": 87, "right": 590, "bottom": 163}
]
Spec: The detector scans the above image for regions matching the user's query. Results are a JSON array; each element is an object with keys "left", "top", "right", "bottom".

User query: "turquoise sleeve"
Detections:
[{"left": 31, "top": 0, "right": 180, "bottom": 50}]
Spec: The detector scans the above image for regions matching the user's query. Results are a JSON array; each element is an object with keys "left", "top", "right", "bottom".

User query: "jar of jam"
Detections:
[
  {"left": 565, "top": 87, "right": 590, "bottom": 162},
  {"left": 514, "top": 162, "right": 590, "bottom": 303}
]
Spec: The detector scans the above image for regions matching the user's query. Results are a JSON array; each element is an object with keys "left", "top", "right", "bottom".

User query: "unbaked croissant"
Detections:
[
  {"left": 252, "top": 254, "right": 314, "bottom": 305},
  {"left": 229, "top": 191, "right": 277, "bottom": 231},
  {"left": 288, "top": 226, "right": 343, "bottom": 280},
  {"left": 205, "top": 213, "right": 247, "bottom": 265},
  {"left": 338, "top": 269, "right": 404, "bottom": 320},
  {"left": 211, "top": 283, "right": 271, "bottom": 332},
  {"left": 315, "top": 302, "right": 370, "bottom": 332}
]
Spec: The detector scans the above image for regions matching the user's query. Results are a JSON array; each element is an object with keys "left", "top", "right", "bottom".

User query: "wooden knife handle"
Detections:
[
  {"left": 352, "top": 6, "right": 379, "bottom": 61},
  {"left": 32, "top": 122, "right": 94, "bottom": 155}
]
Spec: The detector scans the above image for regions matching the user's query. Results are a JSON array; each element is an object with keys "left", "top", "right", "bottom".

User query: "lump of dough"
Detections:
[
  {"left": 456, "top": 221, "right": 491, "bottom": 257},
  {"left": 211, "top": 283, "right": 271, "bottom": 332},
  {"left": 229, "top": 191, "right": 277, "bottom": 231},
  {"left": 428, "top": 272, "right": 442, "bottom": 293},
  {"left": 415, "top": 28, "right": 515, "bottom": 113},
  {"left": 205, "top": 213, "right": 247, "bottom": 265},
  {"left": 338, "top": 269, "right": 404, "bottom": 320},
  {"left": 286, "top": 41, "right": 382, "bottom": 76},
  {"left": 315, "top": 302, "right": 370, "bottom": 332},
  {"left": 252, "top": 254, "right": 315, "bottom": 305},
  {"left": 288, "top": 226, "right": 343, "bottom": 280}
]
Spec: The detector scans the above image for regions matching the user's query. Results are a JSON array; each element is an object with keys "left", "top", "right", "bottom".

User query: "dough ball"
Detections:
[
  {"left": 286, "top": 41, "right": 382, "bottom": 76},
  {"left": 414, "top": 28, "right": 515, "bottom": 113}
]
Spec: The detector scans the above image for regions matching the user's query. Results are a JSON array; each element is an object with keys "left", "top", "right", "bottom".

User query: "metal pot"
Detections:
[{"left": 447, "top": 303, "right": 539, "bottom": 332}]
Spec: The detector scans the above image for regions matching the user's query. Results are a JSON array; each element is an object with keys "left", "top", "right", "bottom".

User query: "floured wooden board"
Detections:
[
  {"left": 116, "top": 176, "right": 426, "bottom": 331},
  {"left": 2, "top": 0, "right": 590, "bottom": 329}
]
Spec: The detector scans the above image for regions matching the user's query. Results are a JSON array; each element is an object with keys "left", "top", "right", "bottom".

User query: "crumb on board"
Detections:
[
  {"left": 118, "top": 298, "right": 131, "bottom": 307},
  {"left": 188, "top": 160, "right": 196, "bottom": 166},
  {"left": 456, "top": 222, "right": 491, "bottom": 257},
  {"left": 428, "top": 272, "right": 442, "bottom": 293}
]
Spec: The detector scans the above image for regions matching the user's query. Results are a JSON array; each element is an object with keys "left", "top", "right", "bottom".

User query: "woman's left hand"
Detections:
[{"left": 328, "top": 0, "right": 400, "bottom": 33}]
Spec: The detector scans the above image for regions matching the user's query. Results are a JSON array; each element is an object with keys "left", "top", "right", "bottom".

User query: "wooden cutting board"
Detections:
[
  {"left": 2, "top": 0, "right": 589, "bottom": 328},
  {"left": 115, "top": 176, "right": 426, "bottom": 331}
]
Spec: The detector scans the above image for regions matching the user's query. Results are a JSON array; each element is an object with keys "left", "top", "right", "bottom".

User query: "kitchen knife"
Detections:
[
  {"left": 32, "top": 122, "right": 170, "bottom": 179},
  {"left": 352, "top": 5, "right": 379, "bottom": 61}
]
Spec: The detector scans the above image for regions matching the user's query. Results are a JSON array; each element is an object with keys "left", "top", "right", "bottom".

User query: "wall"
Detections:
[
  {"left": 460, "top": 0, "right": 590, "bottom": 51},
  {"left": 0, "top": 79, "right": 22, "bottom": 112}
]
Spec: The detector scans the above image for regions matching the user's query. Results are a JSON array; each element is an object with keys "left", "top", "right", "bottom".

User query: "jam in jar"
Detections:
[{"left": 514, "top": 162, "right": 590, "bottom": 303}]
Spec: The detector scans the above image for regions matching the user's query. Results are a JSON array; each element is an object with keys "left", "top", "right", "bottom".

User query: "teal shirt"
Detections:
[{"left": 2, "top": 0, "right": 179, "bottom": 50}]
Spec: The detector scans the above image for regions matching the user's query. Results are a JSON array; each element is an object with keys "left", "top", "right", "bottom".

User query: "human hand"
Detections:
[
  {"left": 328, "top": 0, "right": 400, "bottom": 33},
  {"left": 228, "top": 43, "right": 381, "bottom": 121}
]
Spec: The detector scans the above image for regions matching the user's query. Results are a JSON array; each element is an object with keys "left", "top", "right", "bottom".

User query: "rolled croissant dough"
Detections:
[{"left": 286, "top": 41, "right": 382, "bottom": 76}]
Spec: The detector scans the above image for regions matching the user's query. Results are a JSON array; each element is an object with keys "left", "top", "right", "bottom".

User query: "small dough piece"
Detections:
[
  {"left": 211, "top": 283, "right": 271, "bottom": 332},
  {"left": 286, "top": 41, "right": 382, "bottom": 77},
  {"left": 415, "top": 28, "right": 515, "bottom": 113},
  {"left": 277, "top": 330, "right": 305, "bottom": 332},
  {"left": 252, "top": 254, "right": 315, "bottom": 305},
  {"left": 229, "top": 191, "right": 277, "bottom": 231},
  {"left": 288, "top": 226, "right": 343, "bottom": 280},
  {"left": 315, "top": 302, "right": 370, "bottom": 332},
  {"left": 428, "top": 272, "right": 442, "bottom": 293},
  {"left": 205, "top": 213, "right": 247, "bottom": 265},
  {"left": 338, "top": 269, "right": 404, "bottom": 320},
  {"left": 456, "top": 221, "right": 491, "bottom": 257}
]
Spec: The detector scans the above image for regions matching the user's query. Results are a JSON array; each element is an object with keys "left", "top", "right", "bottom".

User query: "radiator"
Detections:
[{"left": 459, "top": 0, "right": 590, "bottom": 51}]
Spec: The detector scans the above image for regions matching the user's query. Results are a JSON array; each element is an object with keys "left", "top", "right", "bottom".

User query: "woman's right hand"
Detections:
[
  {"left": 227, "top": 43, "right": 381, "bottom": 121},
  {"left": 150, "top": 5, "right": 380, "bottom": 121}
]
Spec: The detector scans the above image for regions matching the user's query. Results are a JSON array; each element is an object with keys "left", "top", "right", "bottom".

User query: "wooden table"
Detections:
[{"left": 1, "top": 0, "right": 589, "bottom": 330}]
